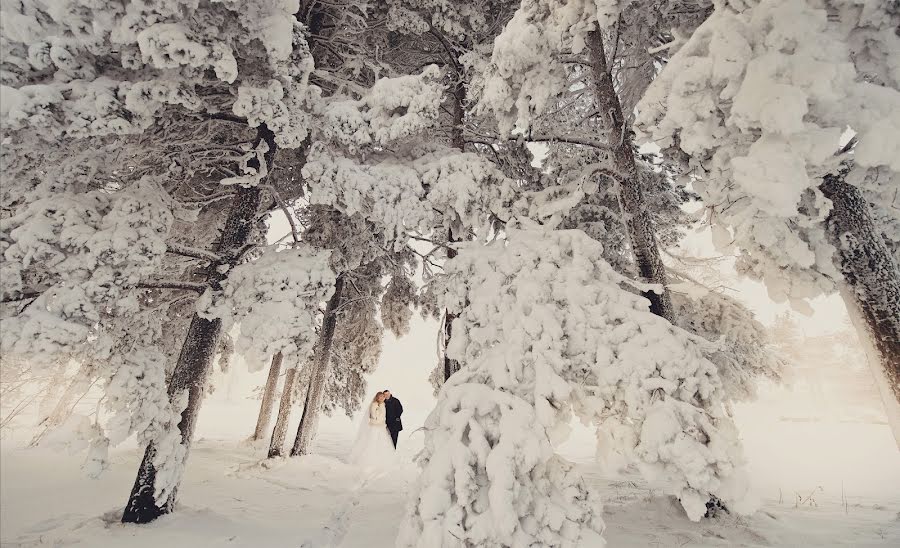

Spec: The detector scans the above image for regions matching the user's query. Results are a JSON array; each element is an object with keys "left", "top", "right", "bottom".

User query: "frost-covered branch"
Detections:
[
  {"left": 165, "top": 242, "right": 222, "bottom": 263},
  {"left": 465, "top": 132, "right": 615, "bottom": 150},
  {"left": 136, "top": 281, "right": 208, "bottom": 293},
  {"left": 264, "top": 184, "right": 301, "bottom": 245}
]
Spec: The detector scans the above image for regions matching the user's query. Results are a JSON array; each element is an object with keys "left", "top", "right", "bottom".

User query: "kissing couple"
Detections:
[{"left": 348, "top": 389, "right": 402, "bottom": 470}]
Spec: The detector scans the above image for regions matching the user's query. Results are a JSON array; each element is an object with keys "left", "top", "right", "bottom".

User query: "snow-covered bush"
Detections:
[{"left": 400, "top": 223, "right": 750, "bottom": 546}]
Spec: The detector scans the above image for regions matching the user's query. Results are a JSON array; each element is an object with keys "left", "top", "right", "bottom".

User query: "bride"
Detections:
[{"left": 348, "top": 391, "right": 396, "bottom": 470}]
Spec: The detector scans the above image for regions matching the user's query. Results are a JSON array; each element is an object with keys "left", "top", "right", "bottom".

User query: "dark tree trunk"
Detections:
[
  {"left": 252, "top": 352, "right": 284, "bottom": 441},
  {"left": 821, "top": 173, "right": 900, "bottom": 446},
  {"left": 122, "top": 126, "right": 275, "bottom": 524},
  {"left": 121, "top": 315, "right": 222, "bottom": 523},
  {"left": 586, "top": 31, "right": 674, "bottom": 321},
  {"left": 291, "top": 274, "right": 345, "bottom": 456},
  {"left": 268, "top": 365, "right": 299, "bottom": 458},
  {"left": 443, "top": 241, "right": 460, "bottom": 382},
  {"left": 442, "top": 76, "right": 465, "bottom": 382}
]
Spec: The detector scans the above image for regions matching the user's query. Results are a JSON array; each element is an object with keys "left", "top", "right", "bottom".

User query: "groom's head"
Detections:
[{"left": 383, "top": 390, "right": 392, "bottom": 400}]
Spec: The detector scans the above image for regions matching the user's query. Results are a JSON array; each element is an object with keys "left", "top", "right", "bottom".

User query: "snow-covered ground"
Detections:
[
  {"left": 2, "top": 394, "right": 898, "bottom": 548},
  {"left": 3, "top": 324, "right": 899, "bottom": 547}
]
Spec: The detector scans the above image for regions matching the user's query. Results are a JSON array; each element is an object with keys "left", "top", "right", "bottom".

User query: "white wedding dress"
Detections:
[{"left": 348, "top": 401, "right": 396, "bottom": 471}]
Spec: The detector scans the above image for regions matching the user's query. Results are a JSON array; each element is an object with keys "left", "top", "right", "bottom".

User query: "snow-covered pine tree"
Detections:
[
  {"left": 476, "top": 0, "right": 695, "bottom": 320},
  {"left": 398, "top": 223, "right": 750, "bottom": 547},
  {"left": 0, "top": 0, "right": 343, "bottom": 523},
  {"left": 636, "top": 0, "right": 900, "bottom": 445},
  {"left": 382, "top": 0, "right": 522, "bottom": 382}
]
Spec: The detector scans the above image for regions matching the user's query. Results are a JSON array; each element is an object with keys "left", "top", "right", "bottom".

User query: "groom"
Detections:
[{"left": 383, "top": 389, "right": 403, "bottom": 449}]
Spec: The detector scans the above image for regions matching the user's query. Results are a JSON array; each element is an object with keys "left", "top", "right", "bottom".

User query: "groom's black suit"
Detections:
[{"left": 384, "top": 396, "right": 403, "bottom": 448}]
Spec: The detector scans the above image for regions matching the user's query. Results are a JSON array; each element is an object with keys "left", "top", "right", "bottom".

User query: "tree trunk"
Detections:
[
  {"left": 586, "top": 31, "right": 674, "bottom": 321},
  {"left": 442, "top": 76, "right": 465, "bottom": 382},
  {"left": 443, "top": 241, "right": 460, "bottom": 382},
  {"left": 821, "top": 174, "right": 900, "bottom": 448},
  {"left": 291, "top": 274, "right": 345, "bottom": 456},
  {"left": 252, "top": 352, "right": 284, "bottom": 441},
  {"left": 268, "top": 364, "right": 299, "bottom": 458},
  {"left": 122, "top": 126, "right": 275, "bottom": 524},
  {"left": 121, "top": 314, "right": 222, "bottom": 523}
]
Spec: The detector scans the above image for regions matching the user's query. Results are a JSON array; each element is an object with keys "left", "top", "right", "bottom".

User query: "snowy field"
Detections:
[{"left": 3, "top": 363, "right": 899, "bottom": 547}]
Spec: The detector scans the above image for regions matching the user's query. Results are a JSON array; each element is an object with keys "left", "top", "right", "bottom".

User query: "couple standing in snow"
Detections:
[{"left": 348, "top": 390, "right": 402, "bottom": 470}]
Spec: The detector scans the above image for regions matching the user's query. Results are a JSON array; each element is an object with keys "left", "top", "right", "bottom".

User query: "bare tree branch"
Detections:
[
  {"left": 465, "top": 132, "right": 615, "bottom": 150},
  {"left": 136, "top": 281, "right": 208, "bottom": 293},
  {"left": 166, "top": 242, "right": 222, "bottom": 263},
  {"left": 264, "top": 184, "right": 301, "bottom": 245}
]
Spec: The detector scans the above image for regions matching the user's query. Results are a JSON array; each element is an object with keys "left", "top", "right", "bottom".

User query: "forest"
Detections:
[{"left": 0, "top": 0, "right": 898, "bottom": 547}]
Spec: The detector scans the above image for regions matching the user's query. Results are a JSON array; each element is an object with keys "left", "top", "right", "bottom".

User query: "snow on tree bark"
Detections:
[
  {"left": 822, "top": 173, "right": 900, "bottom": 447},
  {"left": 291, "top": 274, "right": 346, "bottom": 457},
  {"left": 121, "top": 313, "right": 221, "bottom": 523},
  {"left": 252, "top": 352, "right": 284, "bottom": 442},
  {"left": 122, "top": 127, "right": 274, "bottom": 524},
  {"left": 585, "top": 30, "right": 674, "bottom": 321}
]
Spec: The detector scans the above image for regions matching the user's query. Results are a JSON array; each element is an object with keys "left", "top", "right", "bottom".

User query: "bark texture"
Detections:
[
  {"left": 822, "top": 173, "right": 900, "bottom": 447},
  {"left": 443, "top": 241, "right": 460, "bottom": 382},
  {"left": 252, "top": 352, "right": 284, "bottom": 441},
  {"left": 587, "top": 31, "right": 674, "bottom": 321},
  {"left": 122, "top": 126, "right": 275, "bottom": 524},
  {"left": 268, "top": 364, "right": 299, "bottom": 458},
  {"left": 442, "top": 74, "right": 465, "bottom": 382},
  {"left": 291, "top": 274, "right": 346, "bottom": 456}
]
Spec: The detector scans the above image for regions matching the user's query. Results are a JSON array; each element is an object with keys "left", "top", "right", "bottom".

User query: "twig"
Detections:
[{"left": 264, "top": 184, "right": 300, "bottom": 245}]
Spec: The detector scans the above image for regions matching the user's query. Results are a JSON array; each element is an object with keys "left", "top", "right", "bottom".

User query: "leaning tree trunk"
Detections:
[
  {"left": 122, "top": 126, "right": 275, "bottom": 524},
  {"left": 252, "top": 352, "right": 284, "bottom": 441},
  {"left": 821, "top": 174, "right": 900, "bottom": 448},
  {"left": 586, "top": 30, "right": 674, "bottom": 321},
  {"left": 291, "top": 274, "right": 345, "bottom": 456},
  {"left": 267, "top": 363, "right": 300, "bottom": 458}
]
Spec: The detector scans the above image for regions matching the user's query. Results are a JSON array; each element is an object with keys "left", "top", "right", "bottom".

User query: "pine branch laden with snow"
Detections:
[
  {"left": 199, "top": 245, "right": 336, "bottom": 371},
  {"left": 318, "top": 65, "right": 445, "bottom": 152},
  {"left": 0, "top": 180, "right": 173, "bottom": 367},
  {"left": 420, "top": 149, "right": 521, "bottom": 238},
  {"left": 0, "top": 0, "right": 314, "bottom": 146},
  {"left": 670, "top": 285, "right": 783, "bottom": 403},
  {"left": 302, "top": 149, "right": 434, "bottom": 249},
  {"left": 635, "top": 0, "right": 900, "bottom": 307},
  {"left": 635, "top": 0, "right": 900, "bottom": 442},
  {"left": 400, "top": 225, "right": 750, "bottom": 547},
  {"left": 382, "top": 273, "right": 417, "bottom": 338},
  {"left": 477, "top": 0, "right": 621, "bottom": 136}
]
